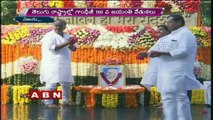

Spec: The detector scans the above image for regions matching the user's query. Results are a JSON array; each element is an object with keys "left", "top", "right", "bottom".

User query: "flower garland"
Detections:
[
  {"left": 189, "top": 27, "right": 211, "bottom": 47},
  {"left": 49, "top": 0, "right": 64, "bottom": 8},
  {"left": 105, "top": 25, "right": 137, "bottom": 33},
  {"left": 2, "top": 25, "right": 210, "bottom": 48},
  {"left": 2, "top": 26, "right": 30, "bottom": 44},
  {"left": 175, "top": 0, "right": 201, "bottom": 13},
  {"left": 103, "top": 58, "right": 122, "bottom": 65},
  {"left": 154, "top": 1, "right": 172, "bottom": 14},
  {"left": 19, "top": 56, "right": 38, "bottom": 74},
  {"left": 191, "top": 89, "right": 205, "bottom": 104},
  {"left": 102, "top": 93, "right": 118, "bottom": 108},
  {"left": 120, "top": 0, "right": 143, "bottom": 8},
  {"left": 1, "top": 84, "right": 9, "bottom": 104},
  {"left": 13, "top": 85, "right": 31, "bottom": 104},
  {"left": 63, "top": 0, "right": 75, "bottom": 8},
  {"left": 128, "top": 26, "right": 157, "bottom": 48},
  {"left": 100, "top": 72, "right": 122, "bottom": 86},
  {"left": 68, "top": 27, "right": 101, "bottom": 45}
]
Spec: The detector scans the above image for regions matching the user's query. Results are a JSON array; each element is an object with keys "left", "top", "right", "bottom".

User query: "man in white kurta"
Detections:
[
  {"left": 140, "top": 25, "right": 171, "bottom": 91},
  {"left": 40, "top": 19, "right": 78, "bottom": 107},
  {"left": 149, "top": 15, "right": 203, "bottom": 120}
]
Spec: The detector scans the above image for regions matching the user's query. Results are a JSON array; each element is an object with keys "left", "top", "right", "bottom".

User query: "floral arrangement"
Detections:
[
  {"left": 103, "top": 58, "right": 122, "bottom": 65},
  {"left": 2, "top": 26, "right": 30, "bottom": 44},
  {"left": 49, "top": 0, "right": 64, "bottom": 8},
  {"left": 1, "top": 85, "right": 9, "bottom": 104},
  {"left": 189, "top": 27, "right": 211, "bottom": 47},
  {"left": 191, "top": 89, "right": 205, "bottom": 104},
  {"left": 1, "top": 25, "right": 53, "bottom": 45},
  {"left": 128, "top": 26, "right": 158, "bottom": 48},
  {"left": 120, "top": 0, "right": 143, "bottom": 8},
  {"left": 149, "top": 87, "right": 161, "bottom": 104},
  {"left": 20, "top": 26, "right": 53, "bottom": 45},
  {"left": 19, "top": 56, "right": 38, "bottom": 74},
  {"left": 107, "top": 0, "right": 120, "bottom": 8},
  {"left": 105, "top": 25, "right": 137, "bottom": 33},
  {"left": 2, "top": 25, "right": 210, "bottom": 48},
  {"left": 68, "top": 27, "right": 101, "bottom": 45},
  {"left": 175, "top": 0, "right": 201, "bottom": 13},
  {"left": 194, "top": 61, "right": 202, "bottom": 78},
  {"left": 63, "top": 0, "right": 75, "bottom": 8},
  {"left": 202, "top": 27, "right": 211, "bottom": 37},
  {"left": 13, "top": 85, "right": 31, "bottom": 104},
  {"left": 102, "top": 93, "right": 118, "bottom": 108},
  {"left": 154, "top": 1, "right": 172, "bottom": 14},
  {"left": 17, "top": 1, "right": 49, "bottom": 13}
]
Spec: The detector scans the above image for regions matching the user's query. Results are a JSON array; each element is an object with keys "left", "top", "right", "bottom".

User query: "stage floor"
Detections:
[{"left": 1, "top": 104, "right": 211, "bottom": 120}]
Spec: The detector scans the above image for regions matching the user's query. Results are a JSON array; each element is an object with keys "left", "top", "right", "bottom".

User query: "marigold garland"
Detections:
[{"left": 1, "top": 84, "right": 9, "bottom": 104}]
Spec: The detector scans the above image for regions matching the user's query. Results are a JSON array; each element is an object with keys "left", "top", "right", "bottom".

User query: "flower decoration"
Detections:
[
  {"left": 128, "top": 26, "right": 157, "bottom": 48},
  {"left": 17, "top": 1, "right": 49, "bottom": 14},
  {"left": 105, "top": 25, "right": 137, "bottom": 33},
  {"left": 74, "top": 1, "right": 88, "bottom": 8},
  {"left": 70, "top": 27, "right": 100, "bottom": 45},
  {"left": 128, "top": 26, "right": 146, "bottom": 46},
  {"left": 92, "top": 0, "right": 108, "bottom": 8},
  {"left": 193, "top": 61, "right": 202, "bottom": 78},
  {"left": 120, "top": 0, "right": 131, "bottom": 8},
  {"left": 86, "top": 0, "right": 93, "bottom": 7},
  {"left": 19, "top": 56, "right": 38, "bottom": 74},
  {"left": 63, "top": 0, "right": 75, "bottom": 8},
  {"left": 189, "top": 27, "right": 210, "bottom": 47},
  {"left": 202, "top": 27, "right": 211, "bottom": 37},
  {"left": 103, "top": 58, "right": 122, "bottom": 65},
  {"left": 2, "top": 26, "right": 30, "bottom": 44},
  {"left": 142, "top": 1, "right": 155, "bottom": 8},
  {"left": 49, "top": 0, "right": 64, "bottom": 8},
  {"left": 130, "top": 0, "right": 143, "bottom": 8},
  {"left": 176, "top": 0, "right": 201, "bottom": 13},
  {"left": 144, "top": 25, "right": 159, "bottom": 40},
  {"left": 107, "top": 1, "right": 120, "bottom": 8},
  {"left": 154, "top": 1, "right": 172, "bottom": 14}
]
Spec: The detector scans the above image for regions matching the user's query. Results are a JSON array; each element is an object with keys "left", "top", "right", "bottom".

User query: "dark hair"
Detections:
[
  {"left": 157, "top": 25, "right": 171, "bottom": 33},
  {"left": 168, "top": 14, "right": 185, "bottom": 26}
]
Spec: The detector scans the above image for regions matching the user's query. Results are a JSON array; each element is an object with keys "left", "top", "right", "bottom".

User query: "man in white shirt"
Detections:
[
  {"left": 40, "top": 19, "right": 78, "bottom": 108},
  {"left": 149, "top": 15, "right": 203, "bottom": 120},
  {"left": 138, "top": 25, "right": 171, "bottom": 108},
  {"left": 139, "top": 25, "right": 171, "bottom": 91}
]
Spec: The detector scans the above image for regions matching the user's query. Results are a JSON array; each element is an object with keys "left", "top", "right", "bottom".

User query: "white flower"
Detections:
[
  {"left": 107, "top": 1, "right": 120, "bottom": 8},
  {"left": 74, "top": 1, "right": 87, "bottom": 8}
]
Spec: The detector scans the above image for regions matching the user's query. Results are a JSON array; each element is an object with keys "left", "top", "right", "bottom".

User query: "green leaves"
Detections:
[
  {"left": 1, "top": 1, "right": 18, "bottom": 25},
  {"left": 201, "top": 1, "right": 211, "bottom": 26}
]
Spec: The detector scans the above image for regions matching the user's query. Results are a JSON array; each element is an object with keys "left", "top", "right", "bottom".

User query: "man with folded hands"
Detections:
[{"left": 40, "top": 19, "right": 78, "bottom": 108}]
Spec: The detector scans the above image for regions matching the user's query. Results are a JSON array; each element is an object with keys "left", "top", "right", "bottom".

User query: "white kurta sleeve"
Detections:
[{"left": 169, "top": 32, "right": 195, "bottom": 58}]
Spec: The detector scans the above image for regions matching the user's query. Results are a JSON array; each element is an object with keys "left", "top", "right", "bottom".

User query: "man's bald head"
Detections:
[{"left": 53, "top": 19, "right": 67, "bottom": 34}]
